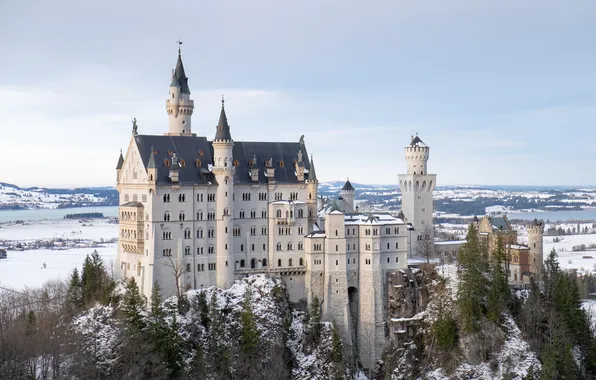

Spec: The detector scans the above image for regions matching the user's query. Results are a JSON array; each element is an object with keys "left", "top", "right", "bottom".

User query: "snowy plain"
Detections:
[{"left": 0, "top": 219, "right": 118, "bottom": 289}]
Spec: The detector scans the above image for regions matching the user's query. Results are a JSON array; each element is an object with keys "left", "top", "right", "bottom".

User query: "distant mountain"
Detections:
[{"left": 0, "top": 182, "right": 118, "bottom": 210}]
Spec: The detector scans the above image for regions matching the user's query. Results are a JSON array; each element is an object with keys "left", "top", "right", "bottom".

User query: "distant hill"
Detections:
[{"left": 0, "top": 182, "right": 118, "bottom": 210}]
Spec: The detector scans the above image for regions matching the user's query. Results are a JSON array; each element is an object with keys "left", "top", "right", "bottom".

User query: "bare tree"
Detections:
[
  {"left": 163, "top": 254, "right": 184, "bottom": 300},
  {"left": 415, "top": 226, "right": 435, "bottom": 264}
]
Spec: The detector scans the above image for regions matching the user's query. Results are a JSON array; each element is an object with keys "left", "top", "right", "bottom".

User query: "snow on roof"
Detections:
[
  {"left": 269, "top": 200, "right": 307, "bottom": 205},
  {"left": 507, "top": 244, "right": 530, "bottom": 250},
  {"left": 342, "top": 212, "right": 405, "bottom": 226},
  {"left": 435, "top": 240, "right": 467, "bottom": 246}
]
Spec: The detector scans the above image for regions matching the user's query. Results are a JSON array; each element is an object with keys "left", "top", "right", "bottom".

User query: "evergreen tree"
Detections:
[
  {"left": 206, "top": 292, "right": 231, "bottom": 379},
  {"left": 487, "top": 235, "right": 509, "bottom": 323},
  {"left": 308, "top": 296, "right": 322, "bottom": 345},
  {"left": 239, "top": 287, "right": 260, "bottom": 354},
  {"left": 457, "top": 223, "right": 488, "bottom": 333},
  {"left": 122, "top": 277, "right": 146, "bottom": 330},
  {"left": 66, "top": 267, "right": 83, "bottom": 311},
  {"left": 330, "top": 322, "right": 344, "bottom": 380},
  {"left": 196, "top": 291, "right": 209, "bottom": 328},
  {"left": 80, "top": 250, "right": 109, "bottom": 305}
]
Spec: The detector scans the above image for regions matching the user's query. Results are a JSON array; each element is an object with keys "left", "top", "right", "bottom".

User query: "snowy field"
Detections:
[
  {"left": 0, "top": 219, "right": 118, "bottom": 290},
  {"left": 0, "top": 219, "right": 118, "bottom": 241}
]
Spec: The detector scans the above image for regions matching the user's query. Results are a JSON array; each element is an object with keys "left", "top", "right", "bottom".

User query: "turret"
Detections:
[
  {"left": 307, "top": 154, "right": 319, "bottom": 231},
  {"left": 340, "top": 178, "right": 355, "bottom": 210},
  {"left": 212, "top": 97, "right": 235, "bottom": 288},
  {"left": 147, "top": 147, "right": 157, "bottom": 192},
  {"left": 165, "top": 44, "right": 194, "bottom": 136},
  {"left": 527, "top": 219, "right": 544, "bottom": 282},
  {"left": 116, "top": 149, "right": 124, "bottom": 184}
]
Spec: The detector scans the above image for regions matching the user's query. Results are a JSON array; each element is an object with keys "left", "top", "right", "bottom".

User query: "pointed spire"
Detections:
[
  {"left": 173, "top": 40, "right": 190, "bottom": 94},
  {"left": 309, "top": 154, "right": 318, "bottom": 182},
  {"left": 116, "top": 149, "right": 124, "bottom": 169},
  {"left": 170, "top": 69, "right": 180, "bottom": 87},
  {"left": 147, "top": 147, "right": 157, "bottom": 169},
  {"left": 214, "top": 95, "right": 232, "bottom": 141},
  {"left": 342, "top": 178, "right": 355, "bottom": 191}
]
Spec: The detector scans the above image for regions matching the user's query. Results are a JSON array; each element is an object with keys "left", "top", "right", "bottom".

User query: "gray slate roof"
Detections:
[
  {"left": 490, "top": 215, "right": 510, "bottom": 231},
  {"left": 116, "top": 151, "right": 124, "bottom": 169},
  {"left": 174, "top": 54, "right": 190, "bottom": 95},
  {"left": 214, "top": 105, "right": 232, "bottom": 141},
  {"left": 309, "top": 155, "right": 317, "bottom": 181},
  {"left": 232, "top": 141, "right": 312, "bottom": 184},
  {"left": 133, "top": 135, "right": 313, "bottom": 185},
  {"left": 341, "top": 179, "right": 355, "bottom": 191},
  {"left": 134, "top": 135, "right": 215, "bottom": 185}
]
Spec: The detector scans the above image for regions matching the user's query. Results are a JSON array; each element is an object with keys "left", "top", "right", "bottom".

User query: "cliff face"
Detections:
[{"left": 379, "top": 265, "right": 541, "bottom": 380}]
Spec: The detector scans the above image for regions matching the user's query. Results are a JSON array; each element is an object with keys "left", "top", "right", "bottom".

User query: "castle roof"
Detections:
[
  {"left": 341, "top": 179, "right": 355, "bottom": 191},
  {"left": 174, "top": 53, "right": 190, "bottom": 95},
  {"left": 308, "top": 155, "right": 317, "bottom": 181},
  {"left": 409, "top": 134, "right": 426, "bottom": 147},
  {"left": 116, "top": 150, "right": 124, "bottom": 169},
  {"left": 214, "top": 100, "right": 232, "bottom": 141},
  {"left": 133, "top": 134, "right": 312, "bottom": 185}
]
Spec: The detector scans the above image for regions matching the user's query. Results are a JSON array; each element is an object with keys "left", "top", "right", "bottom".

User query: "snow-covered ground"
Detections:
[
  {"left": 0, "top": 219, "right": 118, "bottom": 241},
  {"left": 0, "top": 219, "right": 118, "bottom": 289}
]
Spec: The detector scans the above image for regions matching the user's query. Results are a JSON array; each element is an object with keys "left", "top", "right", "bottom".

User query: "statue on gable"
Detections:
[{"left": 132, "top": 117, "right": 138, "bottom": 135}]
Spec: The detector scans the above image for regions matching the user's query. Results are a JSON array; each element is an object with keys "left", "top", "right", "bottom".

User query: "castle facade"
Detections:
[{"left": 115, "top": 49, "right": 437, "bottom": 368}]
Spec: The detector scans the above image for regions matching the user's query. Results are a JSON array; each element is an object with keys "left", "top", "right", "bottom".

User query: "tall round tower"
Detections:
[
  {"left": 340, "top": 178, "right": 355, "bottom": 211},
  {"left": 212, "top": 97, "right": 235, "bottom": 288},
  {"left": 397, "top": 134, "right": 437, "bottom": 251},
  {"left": 165, "top": 45, "right": 195, "bottom": 136},
  {"left": 527, "top": 219, "right": 544, "bottom": 282}
]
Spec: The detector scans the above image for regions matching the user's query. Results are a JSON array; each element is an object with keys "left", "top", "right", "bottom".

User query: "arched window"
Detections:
[
  {"left": 240, "top": 259, "right": 245, "bottom": 268},
  {"left": 276, "top": 242, "right": 282, "bottom": 251},
  {"left": 251, "top": 259, "right": 256, "bottom": 269},
  {"left": 289, "top": 258, "right": 293, "bottom": 266},
  {"left": 276, "top": 209, "right": 282, "bottom": 218},
  {"left": 278, "top": 259, "right": 282, "bottom": 267},
  {"left": 262, "top": 258, "right": 267, "bottom": 267},
  {"left": 299, "top": 258, "right": 303, "bottom": 266}
]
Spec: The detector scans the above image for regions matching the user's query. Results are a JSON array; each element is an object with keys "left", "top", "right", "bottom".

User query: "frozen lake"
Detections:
[
  {"left": 0, "top": 219, "right": 118, "bottom": 290},
  {"left": 0, "top": 206, "right": 118, "bottom": 223},
  {"left": 508, "top": 208, "right": 596, "bottom": 222}
]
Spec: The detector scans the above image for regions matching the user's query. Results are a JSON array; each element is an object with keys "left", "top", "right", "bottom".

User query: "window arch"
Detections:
[
  {"left": 240, "top": 259, "right": 245, "bottom": 268},
  {"left": 251, "top": 259, "right": 256, "bottom": 269},
  {"left": 299, "top": 258, "right": 304, "bottom": 266},
  {"left": 278, "top": 259, "right": 282, "bottom": 267},
  {"left": 262, "top": 258, "right": 267, "bottom": 267},
  {"left": 276, "top": 209, "right": 282, "bottom": 218},
  {"left": 289, "top": 258, "right": 293, "bottom": 266}
]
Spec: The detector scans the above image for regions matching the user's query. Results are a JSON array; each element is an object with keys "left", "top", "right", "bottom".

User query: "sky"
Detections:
[{"left": 0, "top": 0, "right": 595, "bottom": 188}]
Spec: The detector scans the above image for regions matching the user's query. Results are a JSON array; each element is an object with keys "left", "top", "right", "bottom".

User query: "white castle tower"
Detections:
[
  {"left": 340, "top": 178, "right": 355, "bottom": 211},
  {"left": 398, "top": 134, "right": 436, "bottom": 251},
  {"left": 212, "top": 97, "right": 235, "bottom": 288},
  {"left": 165, "top": 43, "right": 195, "bottom": 136},
  {"left": 527, "top": 219, "right": 544, "bottom": 281}
]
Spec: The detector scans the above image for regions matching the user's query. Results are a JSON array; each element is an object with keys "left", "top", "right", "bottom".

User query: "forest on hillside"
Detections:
[{"left": 2, "top": 230, "right": 596, "bottom": 379}]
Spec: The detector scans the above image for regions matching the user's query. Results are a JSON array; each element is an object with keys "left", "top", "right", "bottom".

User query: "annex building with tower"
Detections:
[{"left": 114, "top": 47, "right": 544, "bottom": 369}]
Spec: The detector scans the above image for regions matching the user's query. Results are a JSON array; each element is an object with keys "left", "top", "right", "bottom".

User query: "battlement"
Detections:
[{"left": 527, "top": 225, "right": 544, "bottom": 234}]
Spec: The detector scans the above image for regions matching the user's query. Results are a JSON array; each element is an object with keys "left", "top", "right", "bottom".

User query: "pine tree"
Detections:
[
  {"left": 457, "top": 223, "right": 488, "bottom": 333},
  {"left": 66, "top": 267, "right": 83, "bottom": 311},
  {"left": 239, "top": 287, "right": 260, "bottom": 354},
  {"left": 487, "top": 235, "right": 509, "bottom": 323},
  {"left": 196, "top": 291, "right": 209, "bottom": 328},
  {"left": 122, "top": 277, "right": 146, "bottom": 330},
  {"left": 330, "top": 322, "right": 344, "bottom": 380},
  {"left": 308, "top": 296, "right": 322, "bottom": 345}
]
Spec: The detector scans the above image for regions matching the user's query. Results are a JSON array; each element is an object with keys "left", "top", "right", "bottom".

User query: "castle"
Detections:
[{"left": 114, "top": 47, "right": 539, "bottom": 368}]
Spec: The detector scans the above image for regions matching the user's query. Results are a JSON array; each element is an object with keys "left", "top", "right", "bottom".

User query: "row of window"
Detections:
[
  {"left": 275, "top": 242, "right": 305, "bottom": 251},
  {"left": 275, "top": 209, "right": 306, "bottom": 218},
  {"left": 123, "top": 194, "right": 147, "bottom": 203}
]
